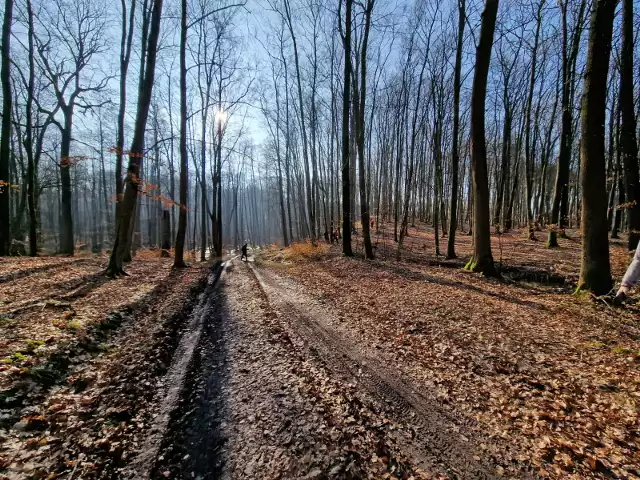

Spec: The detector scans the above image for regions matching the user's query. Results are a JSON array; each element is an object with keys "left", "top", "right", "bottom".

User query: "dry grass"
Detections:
[{"left": 265, "top": 241, "right": 331, "bottom": 263}]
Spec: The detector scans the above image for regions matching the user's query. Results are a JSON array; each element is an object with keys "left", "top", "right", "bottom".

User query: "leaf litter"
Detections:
[
  {"left": 0, "top": 254, "right": 210, "bottom": 479},
  {"left": 261, "top": 223, "right": 640, "bottom": 479}
]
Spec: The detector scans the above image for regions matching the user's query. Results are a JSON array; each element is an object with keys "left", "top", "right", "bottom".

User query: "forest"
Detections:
[
  {"left": 0, "top": 0, "right": 640, "bottom": 478},
  {"left": 0, "top": 0, "right": 636, "bottom": 289}
]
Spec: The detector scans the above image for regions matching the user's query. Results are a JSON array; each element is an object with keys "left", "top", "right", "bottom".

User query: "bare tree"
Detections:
[
  {"left": 106, "top": 0, "right": 164, "bottom": 276},
  {"left": 173, "top": 0, "right": 189, "bottom": 267},
  {"left": 352, "top": 0, "right": 375, "bottom": 259},
  {"left": 619, "top": 0, "right": 640, "bottom": 251},
  {"left": 114, "top": 0, "right": 137, "bottom": 225},
  {"left": 465, "top": 0, "right": 498, "bottom": 276},
  {"left": 447, "top": 0, "right": 465, "bottom": 259},
  {"left": 339, "top": 0, "right": 353, "bottom": 256},
  {"left": 36, "top": 0, "right": 110, "bottom": 255},
  {"left": 523, "top": 0, "right": 545, "bottom": 240},
  {"left": 577, "top": 0, "right": 615, "bottom": 295},
  {"left": 547, "top": 0, "right": 587, "bottom": 247},
  {"left": 0, "top": 0, "right": 13, "bottom": 255}
]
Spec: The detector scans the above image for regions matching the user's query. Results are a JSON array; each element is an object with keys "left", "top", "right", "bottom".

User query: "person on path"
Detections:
[
  {"left": 241, "top": 243, "right": 248, "bottom": 262},
  {"left": 615, "top": 241, "right": 640, "bottom": 303}
]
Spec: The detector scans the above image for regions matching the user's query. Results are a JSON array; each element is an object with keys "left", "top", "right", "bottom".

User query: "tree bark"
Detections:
[
  {"left": 447, "top": 0, "right": 465, "bottom": 259},
  {"left": 465, "top": 0, "right": 498, "bottom": 276},
  {"left": 173, "top": 0, "right": 188, "bottom": 268},
  {"left": 58, "top": 113, "right": 75, "bottom": 255},
  {"left": 0, "top": 0, "right": 13, "bottom": 255},
  {"left": 577, "top": 0, "right": 615, "bottom": 295},
  {"left": 620, "top": 0, "right": 640, "bottom": 251},
  {"left": 340, "top": 0, "right": 353, "bottom": 256},
  {"left": 106, "top": 0, "right": 164, "bottom": 276}
]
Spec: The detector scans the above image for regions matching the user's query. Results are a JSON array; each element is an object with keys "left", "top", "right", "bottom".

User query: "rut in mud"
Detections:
[{"left": 146, "top": 258, "right": 532, "bottom": 479}]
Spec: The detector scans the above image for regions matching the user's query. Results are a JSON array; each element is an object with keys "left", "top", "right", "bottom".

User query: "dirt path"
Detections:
[
  {"left": 249, "top": 263, "right": 532, "bottom": 480},
  {"left": 146, "top": 259, "right": 533, "bottom": 479}
]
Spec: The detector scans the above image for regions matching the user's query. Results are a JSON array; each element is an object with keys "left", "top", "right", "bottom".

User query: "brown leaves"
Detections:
[
  {"left": 265, "top": 223, "right": 640, "bottom": 479},
  {"left": 0, "top": 257, "right": 210, "bottom": 478}
]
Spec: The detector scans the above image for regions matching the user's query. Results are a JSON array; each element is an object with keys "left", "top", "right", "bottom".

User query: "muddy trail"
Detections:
[{"left": 142, "top": 258, "right": 532, "bottom": 479}]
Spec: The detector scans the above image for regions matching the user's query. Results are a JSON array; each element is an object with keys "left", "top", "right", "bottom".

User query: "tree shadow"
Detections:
[{"left": 364, "top": 259, "right": 555, "bottom": 313}]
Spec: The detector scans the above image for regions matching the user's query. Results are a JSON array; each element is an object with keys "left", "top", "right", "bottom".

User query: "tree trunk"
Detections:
[
  {"left": 284, "top": 0, "right": 315, "bottom": 241},
  {"left": 447, "top": 0, "right": 466, "bottom": 259},
  {"left": 341, "top": 0, "right": 353, "bottom": 256},
  {"left": 494, "top": 99, "right": 511, "bottom": 231},
  {"left": 612, "top": 137, "right": 624, "bottom": 238},
  {"left": 0, "top": 0, "right": 13, "bottom": 255},
  {"left": 59, "top": 115, "right": 74, "bottom": 255},
  {"left": 355, "top": 0, "right": 374, "bottom": 260},
  {"left": 577, "top": 0, "right": 615, "bottom": 295},
  {"left": 173, "top": 0, "right": 188, "bottom": 268},
  {"left": 25, "top": 0, "right": 36, "bottom": 256},
  {"left": 161, "top": 209, "right": 171, "bottom": 256},
  {"left": 465, "top": 0, "right": 498, "bottom": 276},
  {"left": 524, "top": 0, "right": 544, "bottom": 240},
  {"left": 548, "top": 0, "right": 587, "bottom": 247},
  {"left": 620, "top": 0, "right": 640, "bottom": 251},
  {"left": 106, "top": 0, "right": 164, "bottom": 276},
  {"left": 115, "top": 0, "right": 136, "bottom": 225}
]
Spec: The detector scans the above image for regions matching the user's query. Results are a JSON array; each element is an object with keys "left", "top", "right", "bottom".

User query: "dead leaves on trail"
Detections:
[
  {"left": 0, "top": 255, "right": 210, "bottom": 478},
  {"left": 263, "top": 228, "right": 640, "bottom": 479}
]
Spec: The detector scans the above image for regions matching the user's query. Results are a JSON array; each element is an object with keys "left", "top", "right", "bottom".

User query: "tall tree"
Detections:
[
  {"left": 577, "top": 0, "right": 615, "bottom": 295},
  {"left": 353, "top": 0, "right": 375, "bottom": 259},
  {"left": 24, "top": 0, "right": 36, "bottom": 256},
  {"left": 0, "top": 0, "right": 13, "bottom": 255},
  {"left": 447, "top": 0, "right": 465, "bottom": 259},
  {"left": 115, "top": 0, "right": 137, "bottom": 225},
  {"left": 548, "top": 0, "right": 587, "bottom": 247},
  {"left": 523, "top": 0, "right": 545, "bottom": 240},
  {"left": 106, "top": 0, "right": 164, "bottom": 276},
  {"left": 465, "top": 0, "right": 498, "bottom": 276},
  {"left": 173, "top": 0, "right": 188, "bottom": 268},
  {"left": 340, "top": 0, "right": 353, "bottom": 256},
  {"left": 620, "top": 0, "right": 640, "bottom": 251},
  {"left": 37, "top": 0, "right": 109, "bottom": 255},
  {"left": 282, "top": 0, "right": 315, "bottom": 241}
]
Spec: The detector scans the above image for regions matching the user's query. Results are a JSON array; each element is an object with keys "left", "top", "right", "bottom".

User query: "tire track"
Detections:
[
  {"left": 129, "top": 260, "right": 227, "bottom": 478},
  {"left": 248, "top": 262, "right": 531, "bottom": 480}
]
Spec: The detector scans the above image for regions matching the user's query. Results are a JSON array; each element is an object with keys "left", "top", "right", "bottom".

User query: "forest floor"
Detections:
[
  {"left": 0, "top": 251, "right": 212, "bottom": 479},
  {"left": 0, "top": 225, "right": 638, "bottom": 479},
  {"left": 256, "top": 223, "right": 640, "bottom": 479}
]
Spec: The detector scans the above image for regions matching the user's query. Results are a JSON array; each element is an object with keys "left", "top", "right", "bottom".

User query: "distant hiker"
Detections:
[
  {"left": 241, "top": 243, "right": 248, "bottom": 262},
  {"left": 370, "top": 217, "right": 374, "bottom": 229},
  {"left": 615, "top": 242, "right": 640, "bottom": 303}
]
